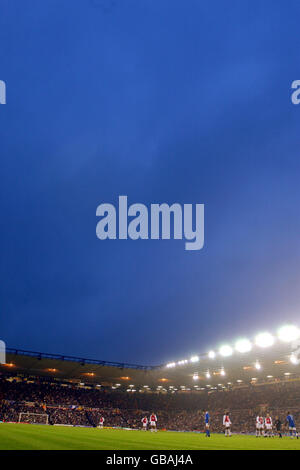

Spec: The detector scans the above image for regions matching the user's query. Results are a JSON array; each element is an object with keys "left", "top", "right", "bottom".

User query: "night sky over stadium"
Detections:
[{"left": 1, "top": 0, "right": 300, "bottom": 365}]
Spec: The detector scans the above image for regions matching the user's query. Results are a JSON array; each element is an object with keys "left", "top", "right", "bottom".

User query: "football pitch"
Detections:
[{"left": 0, "top": 424, "right": 299, "bottom": 450}]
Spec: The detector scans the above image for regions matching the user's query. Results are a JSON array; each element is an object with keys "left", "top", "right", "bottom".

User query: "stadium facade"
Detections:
[{"left": 2, "top": 325, "right": 300, "bottom": 392}]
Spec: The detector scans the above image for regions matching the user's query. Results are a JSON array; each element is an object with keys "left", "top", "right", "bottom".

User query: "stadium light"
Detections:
[
  {"left": 190, "top": 355, "right": 199, "bottom": 363},
  {"left": 290, "top": 354, "right": 299, "bottom": 365},
  {"left": 255, "top": 332, "right": 274, "bottom": 348},
  {"left": 278, "top": 325, "right": 300, "bottom": 343},
  {"left": 193, "top": 373, "right": 199, "bottom": 381},
  {"left": 255, "top": 361, "right": 261, "bottom": 370},
  {"left": 208, "top": 350, "right": 216, "bottom": 359},
  {"left": 177, "top": 360, "right": 188, "bottom": 365},
  {"left": 219, "top": 345, "right": 233, "bottom": 357},
  {"left": 235, "top": 338, "right": 252, "bottom": 353},
  {"left": 220, "top": 369, "right": 226, "bottom": 376},
  {"left": 206, "top": 371, "right": 211, "bottom": 379},
  {"left": 166, "top": 362, "right": 176, "bottom": 368}
]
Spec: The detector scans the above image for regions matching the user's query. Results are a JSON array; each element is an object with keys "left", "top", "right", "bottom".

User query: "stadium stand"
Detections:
[
  {"left": 1, "top": 376, "right": 300, "bottom": 433},
  {"left": 1, "top": 337, "right": 300, "bottom": 433}
]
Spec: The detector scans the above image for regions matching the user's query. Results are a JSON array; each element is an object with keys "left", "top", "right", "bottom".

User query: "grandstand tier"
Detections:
[
  {"left": 2, "top": 339, "right": 300, "bottom": 391},
  {"left": 1, "top": 344, "right": 300, "bottom": 434}
]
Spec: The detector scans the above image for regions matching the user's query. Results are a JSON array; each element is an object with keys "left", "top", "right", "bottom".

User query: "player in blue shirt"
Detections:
[
  {"left": 204, "top": 410, "right": 210, "bottom": 437},
  {"left": 286, "top": 412, "right": 298, "bottom": 439}
]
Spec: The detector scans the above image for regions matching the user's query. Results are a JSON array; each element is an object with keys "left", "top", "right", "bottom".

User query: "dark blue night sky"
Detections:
[{"left": 1, "top": 0, "right": 300, "bottom": 365}]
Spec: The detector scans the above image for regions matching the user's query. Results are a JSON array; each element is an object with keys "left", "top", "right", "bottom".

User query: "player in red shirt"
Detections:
[
  {"left": 149, "top": 413, "right": 157, "bottom": 432},
  {"left": 141, "top": 416, "right": 148, "bottom": 431},
  {"left": 256, "top": 415, "right": 264, "bottom": 437},
  {"left": 223, "top": 412, "right": 231, "bottom": 436},
  {"left": 98, "top": 416, "right": 105, "bottom": 429},
  {"left": 264, "top": 414, "right": 273, "bottom": 437}
]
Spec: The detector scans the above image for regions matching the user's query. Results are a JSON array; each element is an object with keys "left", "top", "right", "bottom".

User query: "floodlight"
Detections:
[
  {"left": 220, "top": 369, "right": 226, "bottom": 376},
  {"left": 190, "top": 355, "right": 199, "bottom": 363},
  {"left": 166, "top": 362, "right": 176, "bottom": 368},
  {"left": 219, "top": 345, "right": 233, "bottom": 357},
  {"left": 255, "top": 361, "right": 261, "bottom": 370},
  {"left": 206, "top": 371, "right": 211, "bottom": 379},
  {"left": 278, "top": 325, "right": 300, "bottom": 343},
  {"left": 235, "top": 338, "right": 252, "bottom": 353},
  {"left": 177, "top": 359, "right": 188, "bottom": 365},
  {"left": 290, "top": 354, "right": 299, "bottom": 365},
  {"left": 255, "top": 332, "right": 274, "bottom": 348},
  {"left": 193, "top": 374, "right": 199, "bottom": 381},
  {"left": 208, "top": 350, "right": 216, "bottom": 359}
]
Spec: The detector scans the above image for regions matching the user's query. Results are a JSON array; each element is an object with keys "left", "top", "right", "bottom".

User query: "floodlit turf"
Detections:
[{"left": 0, "top": 424, "right": 299, "bottom": 450}]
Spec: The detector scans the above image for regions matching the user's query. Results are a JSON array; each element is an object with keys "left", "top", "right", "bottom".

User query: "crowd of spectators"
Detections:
[{"left": 1, "top": 376, "right": 300, "bottom": 433}]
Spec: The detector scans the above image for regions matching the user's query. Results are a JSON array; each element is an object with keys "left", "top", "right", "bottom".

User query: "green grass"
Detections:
[{"left": 0, "top": 424, "right": 299, "bottom": 450}]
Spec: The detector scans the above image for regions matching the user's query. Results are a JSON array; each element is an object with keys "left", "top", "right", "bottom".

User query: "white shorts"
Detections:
[
  {"left": 150, "top": 421, "right": 156, "bottom": 427},
  {"left": 205, "top": 423, "right": 210, "bottom": 428},
  {"left": 225, "top": 423, "right": 231, "bottom": 428},
  {"left": 289, "top": 427, "right": 296, "bottom": 431},
  {"left": 265, "top": 424, "right": 272, "bottom": 430},
  {"left": 256, "top": 424, "right": 263, "bottom": 430},
  {"left": 143, "top": 423, "right": 147, "bottom": 428}
]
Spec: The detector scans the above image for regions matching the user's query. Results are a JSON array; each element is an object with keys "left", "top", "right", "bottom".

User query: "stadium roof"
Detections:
[{"left": 2, "top": 330, "right": 300, "bottom": 391}]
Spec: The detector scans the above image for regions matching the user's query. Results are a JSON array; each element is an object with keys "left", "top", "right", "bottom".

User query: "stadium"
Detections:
[
  {"left": 1, "top": 324, "right": 300, "bottom": 450},
  {"left": 2, "top": 0, "right": 300, "bottom": 455}
]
